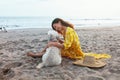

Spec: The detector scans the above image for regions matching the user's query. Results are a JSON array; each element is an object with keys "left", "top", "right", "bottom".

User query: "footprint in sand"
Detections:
[
  {"left": 4, "top": 62, "right": 22, "bottom": 69},
  {"left": 0, "top": 68, "right": 15, "bottom": 79},
  {"left": 0, "top": 62, "right": 23, "bottom": 79},
  {"left": 109, "top": 65, "right": 120, "bottom": 74},
  {"left": 24, "top": 45, "right": 34, "bottom": 49},
  {"left": 0, "top": 52, "right": 3, "bottom": 55},
  {"left": 31, "top": 39, "right": 40, "bottom": 43},
  {"left": 0, "top": 62, "right": 4, "bottom": 67},
  {"left": 0, "top": 67, "right": 15, "bottom": 80},
  {"left": 79, "top": 76, "right": 105, "bottom": 80}
]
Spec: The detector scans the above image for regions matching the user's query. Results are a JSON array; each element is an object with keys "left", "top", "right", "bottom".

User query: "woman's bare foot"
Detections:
[
  {"left": 27, "top": 52, "right": 35, "bottom": 57},
  {"left": 27, "top": 52, "right": 44, "bottom": 58}
]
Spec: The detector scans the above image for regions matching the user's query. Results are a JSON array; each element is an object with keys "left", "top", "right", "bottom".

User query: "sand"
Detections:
[{"left": 0, "top": 27, "right": 120, "bottom": 80}]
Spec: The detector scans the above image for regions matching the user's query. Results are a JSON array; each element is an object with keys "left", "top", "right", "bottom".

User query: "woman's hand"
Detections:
[
  {"left": 47, "top": 42, "right": 58, "bottom": 47},
  {"left": 56, "top": 37, "right": 64, "bottom": 44}
]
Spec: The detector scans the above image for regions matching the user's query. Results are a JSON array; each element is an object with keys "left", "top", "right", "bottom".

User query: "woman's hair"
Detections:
[{"left": 51, "top": 18, "right": 74, "bottom": 30}]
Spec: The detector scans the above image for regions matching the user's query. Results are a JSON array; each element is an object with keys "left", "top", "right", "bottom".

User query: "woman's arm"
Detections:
[
  {"left": 57, "top": 37, "right": 64, "bottom": 44},
  {"left": 47, "top": 42, "right": 64, "bottom": 49}
]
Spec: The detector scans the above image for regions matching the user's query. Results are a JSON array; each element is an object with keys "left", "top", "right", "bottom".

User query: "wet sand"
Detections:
[{"left": 0, "top": 27, "right": 120, "bottom": 80}]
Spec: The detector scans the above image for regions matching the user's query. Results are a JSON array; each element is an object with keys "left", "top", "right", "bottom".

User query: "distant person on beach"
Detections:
[
  {"left": 27, "top": 18, "right": 110, "bottom": 60},
  {"left": 0, "top": 27, "right": 7, "bottom": 32}
]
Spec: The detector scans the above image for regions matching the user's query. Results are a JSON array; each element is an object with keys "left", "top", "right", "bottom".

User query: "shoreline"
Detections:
[{"left": 4, "top": 25, "right": 120, "bottom": 31}]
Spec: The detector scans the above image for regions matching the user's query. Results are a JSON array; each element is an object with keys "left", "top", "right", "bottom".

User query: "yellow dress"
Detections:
[{"left": 61, "top": 27, "right": 111, "bottom": 59}]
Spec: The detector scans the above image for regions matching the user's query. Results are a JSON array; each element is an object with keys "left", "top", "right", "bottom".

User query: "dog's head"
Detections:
[{"left": 48, "top": 30, "right": 59, "bottom": 42}]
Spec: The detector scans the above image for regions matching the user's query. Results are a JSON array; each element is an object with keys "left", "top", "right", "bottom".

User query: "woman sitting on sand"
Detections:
[{"left": 27, "top": 18, "right": 110, "bottom": 60}]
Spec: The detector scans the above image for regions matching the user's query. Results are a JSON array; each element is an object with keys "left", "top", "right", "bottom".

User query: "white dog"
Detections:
[{"left": 36, "top": 30, "right": 62, "bottom": 69}]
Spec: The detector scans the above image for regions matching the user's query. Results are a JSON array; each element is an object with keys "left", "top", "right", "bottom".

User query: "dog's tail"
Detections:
[{"left": 36, "top": 62, "right": 44, "bottom": 69}]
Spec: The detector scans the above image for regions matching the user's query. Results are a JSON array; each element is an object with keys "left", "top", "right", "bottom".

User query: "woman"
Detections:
[{"left": 27, "top": 18, "right": 110, "bottom": 60}]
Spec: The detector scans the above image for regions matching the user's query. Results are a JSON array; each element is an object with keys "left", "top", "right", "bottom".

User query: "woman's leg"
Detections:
[
  {"left": 27, "top": 51, "right": 44, "bottom": 58},
  {"left": 27, "top": 45, "right": 48, "bottom": 57}
]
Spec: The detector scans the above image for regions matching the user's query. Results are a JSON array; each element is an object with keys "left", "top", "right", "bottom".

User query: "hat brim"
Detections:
[{"left": 73, "top": 59, "right": 106, "bottom": 68}]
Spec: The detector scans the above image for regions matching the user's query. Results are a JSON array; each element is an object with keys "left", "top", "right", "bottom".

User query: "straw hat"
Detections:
[{"left": 73, "top": 56, "right": 106, "bottom": 68}]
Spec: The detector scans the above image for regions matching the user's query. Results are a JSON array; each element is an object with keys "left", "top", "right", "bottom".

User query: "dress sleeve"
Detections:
[{"left": 63, "top": 29, "right": 74, "bottom": 50}]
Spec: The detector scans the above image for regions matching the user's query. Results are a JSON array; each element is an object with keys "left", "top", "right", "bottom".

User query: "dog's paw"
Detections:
[
  {"left": 36, "top": 63, "right": 44, "bottom": 69},
  {"left": 36, "top": 65, "right": 40, "bottom": 69}
]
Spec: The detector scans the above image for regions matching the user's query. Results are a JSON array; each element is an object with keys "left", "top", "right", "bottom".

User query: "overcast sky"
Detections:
[{"left": 0, "top": 0, "right": 120, "bottom": 18}]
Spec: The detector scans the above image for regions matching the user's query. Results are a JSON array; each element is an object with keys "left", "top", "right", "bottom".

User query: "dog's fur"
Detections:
[{"left": 36, "top": 30, "right": 62, "bottom": 69}]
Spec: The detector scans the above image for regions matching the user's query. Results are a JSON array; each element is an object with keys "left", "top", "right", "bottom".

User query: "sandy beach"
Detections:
[{"left": 0, "top": 27, "right": 120, "bottom": 80}]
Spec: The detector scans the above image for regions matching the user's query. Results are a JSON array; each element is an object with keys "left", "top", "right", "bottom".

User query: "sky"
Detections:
[{"left": 0, "top": 0, "right": 120, "bottom": 18}]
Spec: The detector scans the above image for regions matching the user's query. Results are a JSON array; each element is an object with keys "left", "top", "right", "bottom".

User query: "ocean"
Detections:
[{"left": 0, "top": 16, "right": 120, "bottom": 30}]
